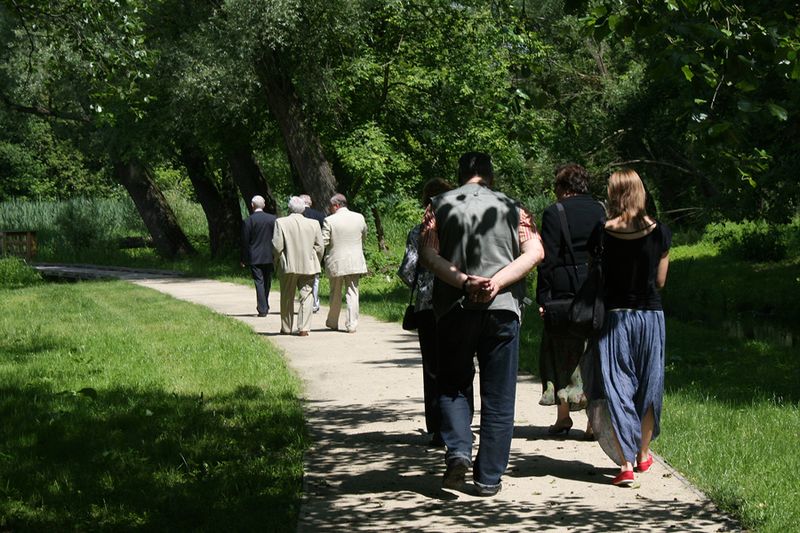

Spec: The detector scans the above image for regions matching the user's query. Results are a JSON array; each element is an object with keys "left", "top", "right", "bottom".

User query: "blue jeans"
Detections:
[{"left": 437, "top": 307, "right": 520, "bottom": 487}]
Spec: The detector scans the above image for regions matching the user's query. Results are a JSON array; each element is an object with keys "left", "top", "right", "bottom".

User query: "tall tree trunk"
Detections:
[
  {"left": 113, "top": 160, "right": 196, "bottom": 259},
  {"left": 179, "top": 142, "right": 241, "bottom": 257},
  {"left": 257, "top": 50, "right": 338, "bottom": 211},
  {"left": 371, "top": 206, "right": 388, "bottom": 252},
  {"left": 226, "top": 139, "right": 278, "bottom": 214}
]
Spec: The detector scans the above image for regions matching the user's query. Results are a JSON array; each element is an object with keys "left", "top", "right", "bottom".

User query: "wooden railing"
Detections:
[{"left": 0, "top": 231, "right": 37, "bottom": 261}]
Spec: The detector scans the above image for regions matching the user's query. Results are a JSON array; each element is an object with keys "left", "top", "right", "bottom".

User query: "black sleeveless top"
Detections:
[{"left": 589, "top": 221, "right": 672, "bottom": 311}]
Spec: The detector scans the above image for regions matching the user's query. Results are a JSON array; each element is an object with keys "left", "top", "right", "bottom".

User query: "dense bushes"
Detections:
[
  {"left": 0, "top": 257, "right": 42, "bottom": 288},
  {"left": 704, "top": 218, "right": 799, "bottom": 262}
]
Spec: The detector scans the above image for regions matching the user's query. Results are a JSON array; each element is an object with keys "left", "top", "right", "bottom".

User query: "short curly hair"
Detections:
[{"left": 554, "top": 163, "right": 590, "bottom": 195}]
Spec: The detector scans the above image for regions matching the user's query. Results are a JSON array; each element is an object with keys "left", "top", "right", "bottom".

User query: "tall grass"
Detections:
[
  {"left": 0, "top": 192, "right": 209, "bottom": 263},
  {"left": 0, "top": 281, "right": 306, "bottom": 530}
]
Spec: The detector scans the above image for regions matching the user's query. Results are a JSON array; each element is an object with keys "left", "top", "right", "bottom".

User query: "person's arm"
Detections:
[
  {"left": 398, "top": 227, "right": 420, "bottom": 288},
  {"left": 476, "top": 207, "right": 544, "bottom": 303},
  {"left": 420, "top": 246, "right": 469, "bottom": 288},
  {"left": 656, "top": 253, "right": 669, "bottom": 289},
  {"left": 239, "top": 218, "right": 248, "bottom": 264},
  {"left": 481, "top": 235, "right": 544, "bottom": 301},
  {"left": 272, "top": 221, "right": 284, "bottom": 259},
  {"left": 536, "top": 207, "right": 559, "bottom": 305},
  {"left": 314, "top": 225, "right": 324, "bottom": 261},
  {"left": 418, "top": 206, "right": 488, "bottom": 295},
  {"left": 360, "top": 215, "right": 368, "bottom": 243},
  {"left": 322, "top": 219, "right": 332, "bottom": 248}
]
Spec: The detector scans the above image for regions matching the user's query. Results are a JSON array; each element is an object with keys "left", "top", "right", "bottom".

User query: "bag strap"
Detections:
[
  {"left": 555, "top": 202, "right": 577, "bottom": 265},
  {"left": 555, "top": 202, "right": 579, "bottom": 293},
  {"left": 408, "top": 268, "right": 419, "bottom": 306}
]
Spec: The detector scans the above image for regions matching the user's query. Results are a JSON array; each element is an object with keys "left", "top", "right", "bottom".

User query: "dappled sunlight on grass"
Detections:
[{"left": 0, "top": 282, "right": 306, "bottom": 531}]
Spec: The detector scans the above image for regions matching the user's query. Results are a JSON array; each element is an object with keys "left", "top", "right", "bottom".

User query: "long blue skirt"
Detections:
[{"left": 596, "top": 309, "right": 665, "bottom": 464}]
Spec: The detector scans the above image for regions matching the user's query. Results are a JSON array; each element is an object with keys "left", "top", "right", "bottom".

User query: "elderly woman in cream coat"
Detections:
[
  {"left": 322, "top": 193, "right": 368, "bottom": 333},
  {"left": 272, "top": 196, "right": 325, "bottom": 336}
]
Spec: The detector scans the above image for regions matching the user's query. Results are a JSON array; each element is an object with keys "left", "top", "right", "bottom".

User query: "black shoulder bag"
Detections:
[{"left": 567, "top": 227, "right": 605, "bottom": 337}]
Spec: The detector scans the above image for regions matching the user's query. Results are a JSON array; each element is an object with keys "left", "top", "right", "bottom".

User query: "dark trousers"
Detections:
[
  {"left": 437, "top": 307, "right": 519, "bottom": 487},
  {"left": 417, "top": 310, "right": 441, "bottom": 435},
  {"left": 250, "top": 264, "right": 274, "bottom": 315}
]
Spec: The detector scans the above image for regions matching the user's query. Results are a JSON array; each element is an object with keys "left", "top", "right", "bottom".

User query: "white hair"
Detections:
[
  {"left": 288, "top": 196, "right": 306, "bottom": 214},
  {"left": 251, "top": 195, "right": 266, "bottom": 209}
]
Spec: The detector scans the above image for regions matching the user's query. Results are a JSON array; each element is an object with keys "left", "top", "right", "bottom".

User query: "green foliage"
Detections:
[
  {"left": 581, "top": 0, "right": 800, "bottom": 221},
  {"left": 334, "top": 122, "right": 417, "bottom": 203},
  {"left": 704, "top": 219, "right": 788, "bottom": 262},
  {"left": 0, "top": 111, "right": 112, "bottom": 201},
  {"left": 162, "top": 189, "right": 208, "bottom": 237},
  {"left": 0, "top": 257, "right": 41, "bottom": 288}
]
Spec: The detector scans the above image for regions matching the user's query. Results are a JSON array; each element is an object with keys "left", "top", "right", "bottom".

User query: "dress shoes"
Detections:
[{"left": 297, "top": 330, "right": 309, "bottom": 337}]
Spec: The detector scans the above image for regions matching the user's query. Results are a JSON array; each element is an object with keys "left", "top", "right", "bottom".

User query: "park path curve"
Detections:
[{"left": 38, "top": 265, "right": 739, "bottom": 532}]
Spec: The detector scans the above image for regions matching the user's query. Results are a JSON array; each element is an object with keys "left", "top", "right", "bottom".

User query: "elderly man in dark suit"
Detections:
[{"left": 241, "top": 195, "right": 277, "bottom": 317}]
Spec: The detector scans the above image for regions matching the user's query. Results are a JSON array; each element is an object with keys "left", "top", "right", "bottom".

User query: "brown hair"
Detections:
[
  {"left": 607, "top": 169, "right": 648, "bottom": 224},
  {"left": 554, "top": 163, "right": 590, "bottom": 195},
  {"left": 421, "top": 178, "right": 453, "bottom": 206}
]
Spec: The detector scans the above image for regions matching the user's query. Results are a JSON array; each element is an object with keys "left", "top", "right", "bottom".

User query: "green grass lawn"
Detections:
[{"left": 0, "top": 281, "right": 306, "bottom": 531}]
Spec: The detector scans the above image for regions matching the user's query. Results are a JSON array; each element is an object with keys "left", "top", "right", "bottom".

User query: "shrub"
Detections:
[
  {"left": 704, "top": 220, "right": 787, "bottom": 262},
  {"left": 0, "top": 256, "right": 42, "bottom": 288},
  {"left": 784, "top": 216, "right": 800, "bottom": 259}
]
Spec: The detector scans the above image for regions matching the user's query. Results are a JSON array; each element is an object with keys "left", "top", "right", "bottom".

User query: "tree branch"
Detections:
[
  {"left": 609, "top": 159, "right": 694, "bottom": 175},
  {"left": 0, "top": 93, "right": 92, "bottom": 123}
]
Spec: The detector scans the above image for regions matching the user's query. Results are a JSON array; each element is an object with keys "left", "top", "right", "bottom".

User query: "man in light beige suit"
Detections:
[
  {"left": 323, "top": 193, "right": 368, "bottom": 333},
  {"left": 272, "top": 196, "right": 324, "bottom": 336}
]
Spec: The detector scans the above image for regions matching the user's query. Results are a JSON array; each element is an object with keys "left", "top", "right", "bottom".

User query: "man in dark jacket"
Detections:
[{"left": 241, "top": 195, "right": 277, "bottom": 317}]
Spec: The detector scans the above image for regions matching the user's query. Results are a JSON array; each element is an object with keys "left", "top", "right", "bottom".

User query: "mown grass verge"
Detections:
[{"left": 0, "top": 281, "right": 306, "bottom": 531}]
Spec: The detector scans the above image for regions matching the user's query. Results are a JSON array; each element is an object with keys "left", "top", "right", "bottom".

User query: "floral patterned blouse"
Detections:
[{"left": 397, "top": 224, "right": 436, "bottom": 312}]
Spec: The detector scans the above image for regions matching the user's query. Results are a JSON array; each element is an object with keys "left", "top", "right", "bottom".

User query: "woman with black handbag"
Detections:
[
  {"left": 399, "top": 178, "right": 475, "bottom": 447},
  {"left": 589, "top": 169, "right": 671, "bottom": 486},
  {"left": 536, "top": 164, "right": 606, "bottom": 436}
]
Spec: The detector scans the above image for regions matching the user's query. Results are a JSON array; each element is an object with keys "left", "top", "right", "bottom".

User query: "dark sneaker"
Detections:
[
  {"left": 442, "top": 457, "right": 470, "bottom": 490},
  {"left": 474, "top": 482, "right": 502, "bottom": 497}
]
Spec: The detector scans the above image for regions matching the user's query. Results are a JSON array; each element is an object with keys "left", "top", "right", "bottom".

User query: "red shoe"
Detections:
[
  {"left": 636, "top": 454, "right": 654, "bottom": 473},
  {"left": 612, "top": 470, "right": 634, "bottom": 486}
]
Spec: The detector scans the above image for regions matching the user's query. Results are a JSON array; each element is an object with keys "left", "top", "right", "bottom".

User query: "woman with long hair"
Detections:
[{"left": 592, "top": 169, "right": 671, "bottom": 486}]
